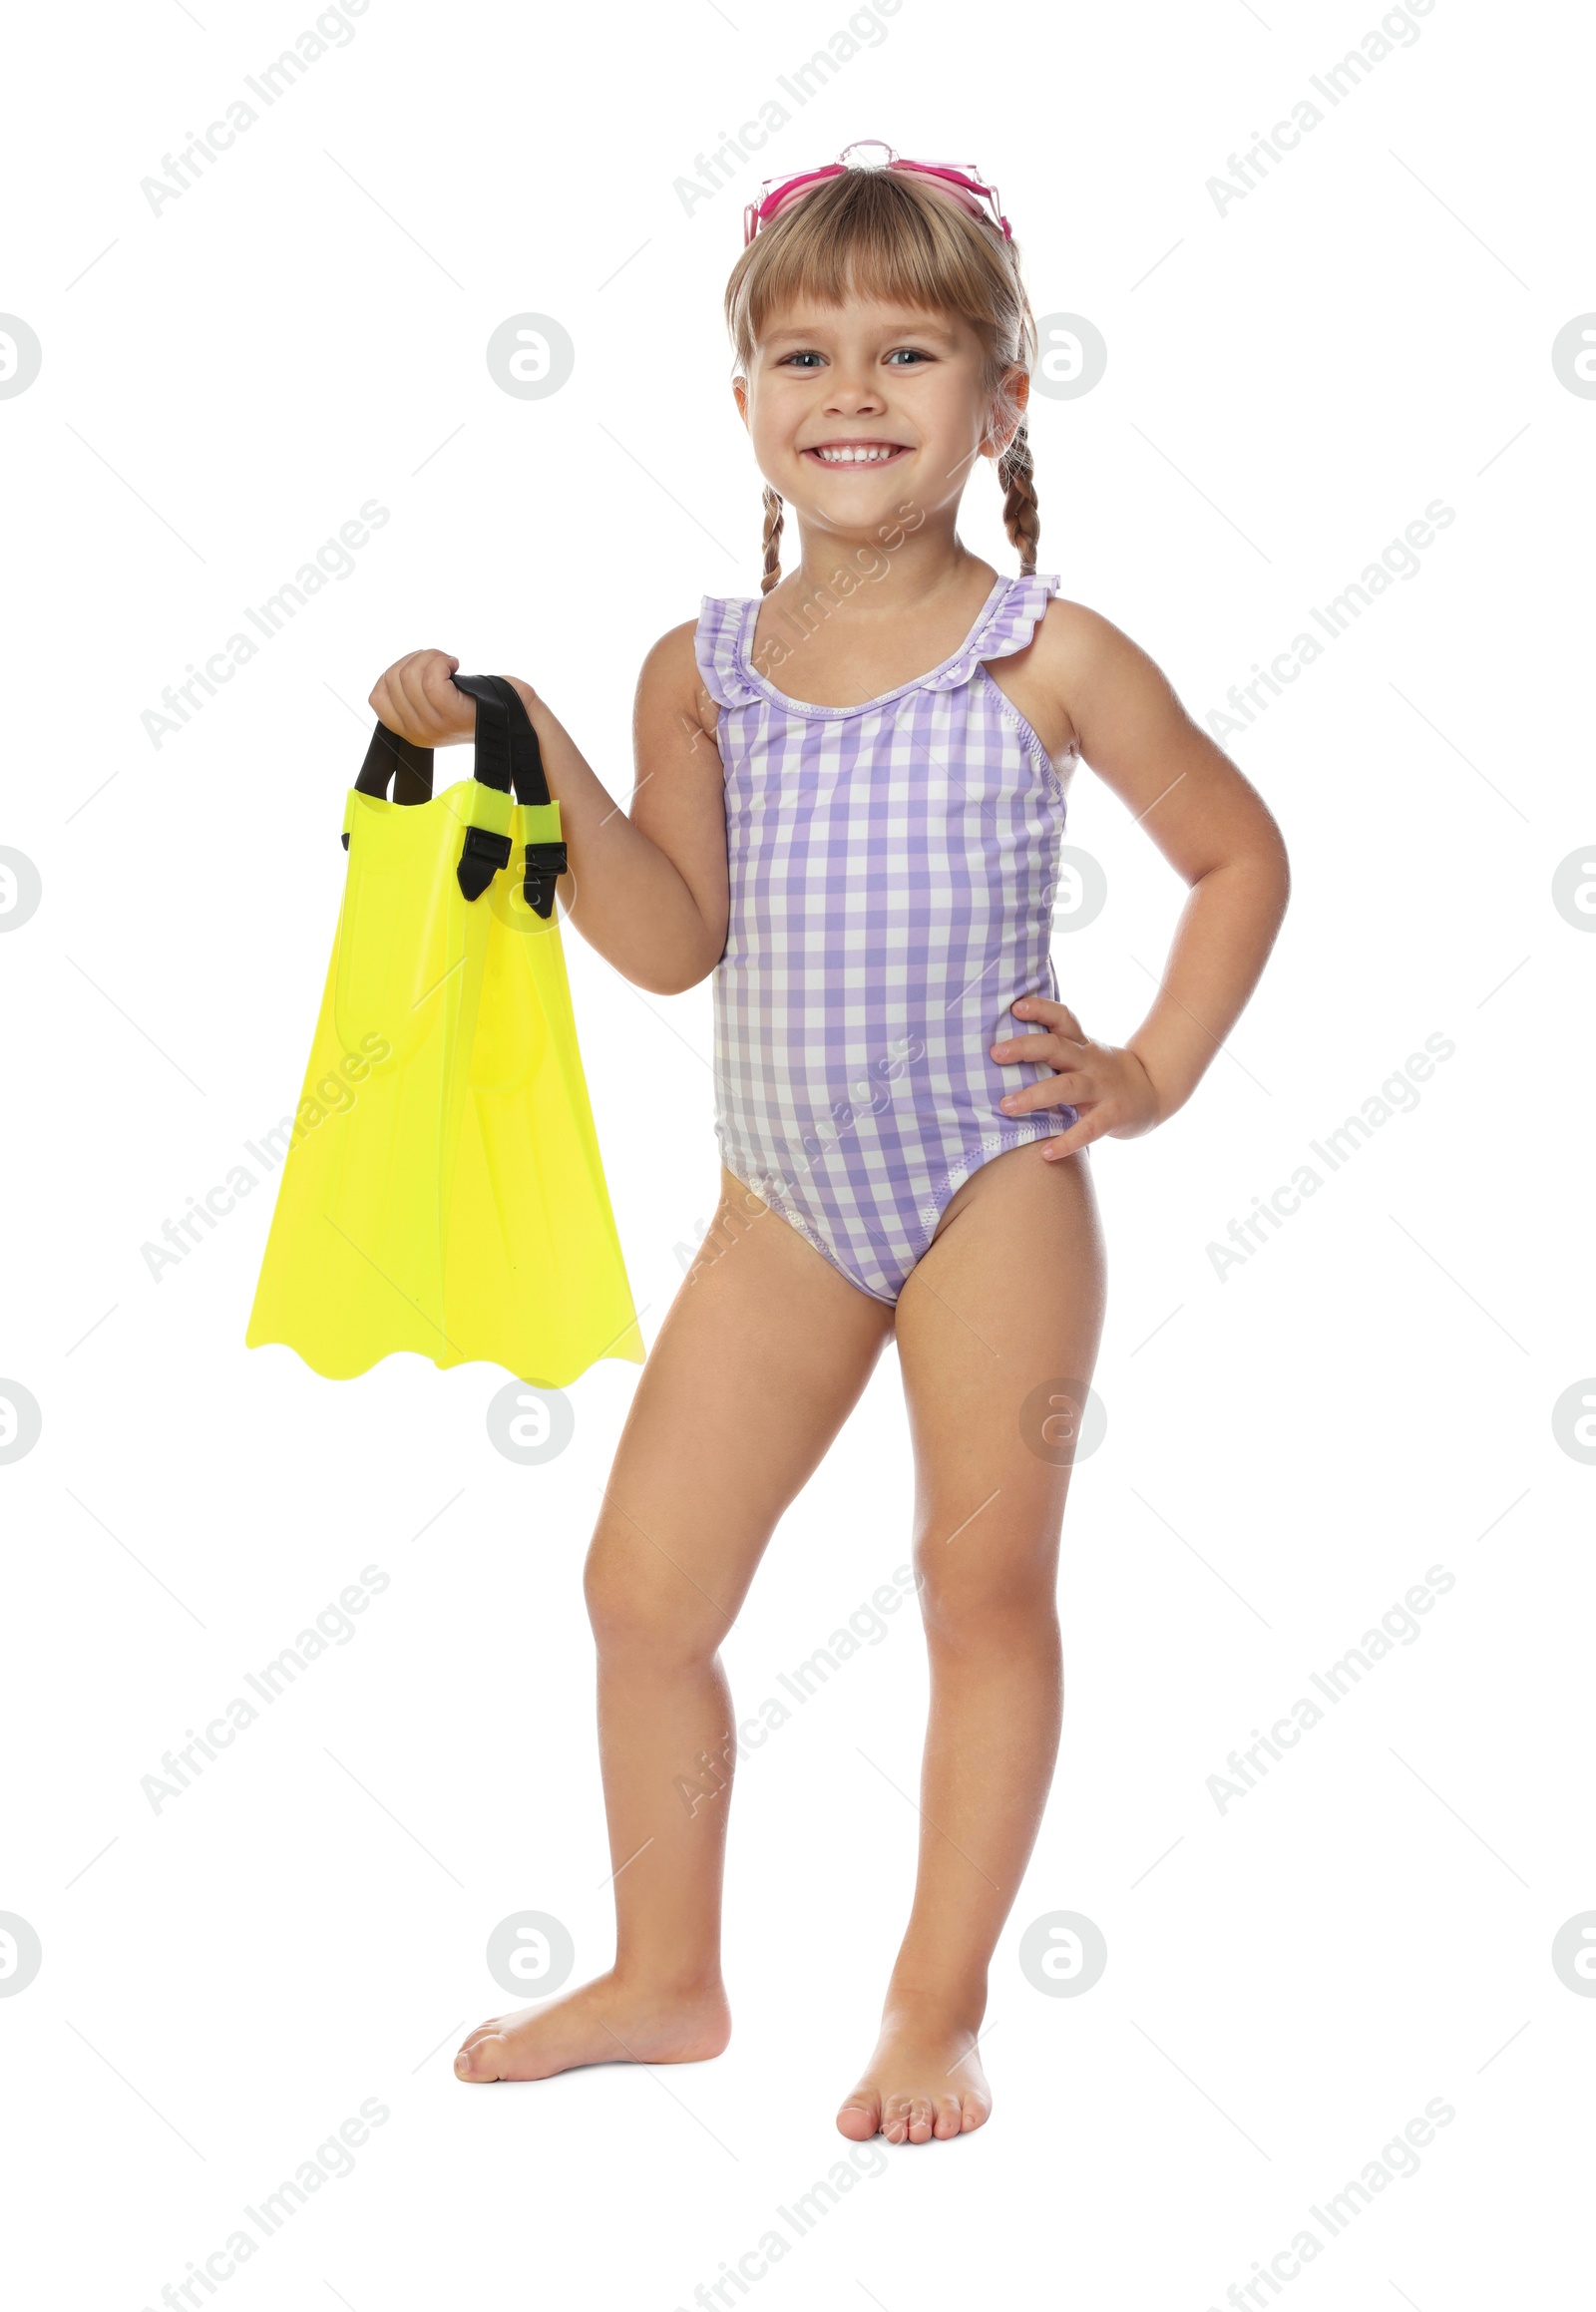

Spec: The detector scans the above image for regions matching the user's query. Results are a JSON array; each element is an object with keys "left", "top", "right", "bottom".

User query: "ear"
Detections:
[
  {"left": 732, "top": 374, "right": 750, "bottom": 431},
  {"left": 983, "top": 365, "right": 1031, "bottom": 462}
]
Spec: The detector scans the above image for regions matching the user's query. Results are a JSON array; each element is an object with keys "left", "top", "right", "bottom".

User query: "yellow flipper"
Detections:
[{"left": 245, "top": 680, "right": 643, "bottom": 1386}]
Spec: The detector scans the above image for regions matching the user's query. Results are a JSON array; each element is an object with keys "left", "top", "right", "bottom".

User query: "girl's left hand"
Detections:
[{"left": 992, "top": 996, "right": 1164, "bottom": 1159}]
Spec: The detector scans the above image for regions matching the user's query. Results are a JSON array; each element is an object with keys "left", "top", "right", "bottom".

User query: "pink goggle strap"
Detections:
[{"left": 743, "top": 154, "right": 1010, "bottom": 245}]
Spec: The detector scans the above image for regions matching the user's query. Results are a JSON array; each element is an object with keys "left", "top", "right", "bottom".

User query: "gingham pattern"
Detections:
[{"left": 695, "top": 572, "right": 1079, "bottom": 1306}]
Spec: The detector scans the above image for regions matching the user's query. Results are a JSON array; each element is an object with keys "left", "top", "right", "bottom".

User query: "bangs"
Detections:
[{"left": 725, "top": 169, "right": 1031, "bottom": 381}]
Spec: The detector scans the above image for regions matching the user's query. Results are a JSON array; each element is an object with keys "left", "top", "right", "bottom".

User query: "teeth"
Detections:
[{"left": 813, "top": 445, "right": 899, "bottom": 463}]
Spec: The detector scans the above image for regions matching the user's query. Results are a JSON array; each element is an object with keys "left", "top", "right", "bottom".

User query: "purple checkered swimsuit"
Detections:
[{"left": 694, "top": 569, "right": 1080, "bottom": 1307}]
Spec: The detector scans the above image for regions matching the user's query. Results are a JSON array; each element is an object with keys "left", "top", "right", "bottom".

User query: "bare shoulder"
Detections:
[
  {"left": 1031, "top": 595, "right": 1175, "bottom": 698},
  {"left": 988, "top": 593, "right": 1151, "bottom": 764},
  {"left": 636, "top": 616, "right": 720, "bottom": 740},
  {"left": 1020, "top": 596, "right": 1287, "bottom": 883},
  {"left": 1010, "top": 594, "right": 1210, "bottom": 757},
  {"left": 631, "top": 614, "right": 727, "bottom": 869}
]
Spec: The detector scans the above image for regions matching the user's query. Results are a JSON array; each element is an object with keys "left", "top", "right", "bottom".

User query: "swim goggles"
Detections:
[{"left": 742, "top": 140, "right": 1011, "bottom": 246}]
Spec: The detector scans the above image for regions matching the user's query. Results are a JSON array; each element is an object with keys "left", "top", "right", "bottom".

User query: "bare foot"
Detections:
[
  {"left": 835, "top": 2003, "right": 992, "bottom": 2143},
  {"left": 455, "top": 1970, "right": 730, "bottom": 2084}
]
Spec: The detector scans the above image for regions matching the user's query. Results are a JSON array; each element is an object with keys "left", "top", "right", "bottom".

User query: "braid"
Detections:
[
  {"left": 998, "top": 420, "right": 1039, "bottom": 575},
  {"left": 759, "top": 484, "right": 784, "bottom": 595}
]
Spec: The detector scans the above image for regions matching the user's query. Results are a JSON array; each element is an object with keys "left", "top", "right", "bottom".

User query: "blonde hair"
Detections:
[{"left": 723, "top": 167, "right": 1040, "bottom": 594}]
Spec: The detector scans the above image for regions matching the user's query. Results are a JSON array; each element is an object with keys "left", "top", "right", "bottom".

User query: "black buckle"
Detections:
[
  {"left": 523, "top": 839, "right": 567, "bottom": 920},
  {"left": 457, "top": 825, "right": 513, "bottom": 901}
]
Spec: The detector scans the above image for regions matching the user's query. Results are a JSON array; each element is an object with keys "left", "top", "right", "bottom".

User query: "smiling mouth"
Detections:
[{"left": 800, "top": 443, "right": 911, "bottom": 468}]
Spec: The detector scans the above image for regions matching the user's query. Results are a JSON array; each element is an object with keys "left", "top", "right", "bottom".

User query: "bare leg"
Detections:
[
  {"left": 836, "top": 1140, "right": 1106, "bottom": 2142},
  {"left": 457, "top": 1167, "right": 895, "bottom": 2081}
]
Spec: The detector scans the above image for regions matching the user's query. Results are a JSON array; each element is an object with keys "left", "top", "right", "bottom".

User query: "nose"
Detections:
[{"left": 824, "top": 362, "right": 886, "bottom": 416}]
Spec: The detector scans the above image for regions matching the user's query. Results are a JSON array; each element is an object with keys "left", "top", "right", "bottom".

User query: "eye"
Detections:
[
  {"left": 776, "top": 350, "right": 826, "bottom": 368},
  {"left": 885, "top": 348, "right": 933, "bottom": 366}
]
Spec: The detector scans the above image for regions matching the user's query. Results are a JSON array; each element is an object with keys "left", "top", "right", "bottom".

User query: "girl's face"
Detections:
[{"left": 734, "top": 297, "right": 1024, "bottom": 551}]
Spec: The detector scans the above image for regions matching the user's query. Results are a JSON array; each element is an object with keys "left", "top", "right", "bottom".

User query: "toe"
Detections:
[
  {"left": 906, "top": 2095, "right": 934, "bottom": 2144},
  {"left": 932, "top": 2094, "right": 964, "bottom": 2139},
  {"left": 960, "top": 2092, "right": 991, "bottom": 2131},
  {"left": 882, "top": 2095, "right": 912, "bottom": 2145},
  {"left": 455, "top": 2032, "right": 505, "bottom": 2083},
  {"left": 836, "top": 2093, "right": 881, "bottom": 2141}
]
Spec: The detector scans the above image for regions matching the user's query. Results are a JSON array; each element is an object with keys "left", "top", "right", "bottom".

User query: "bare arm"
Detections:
[
  {"left": 367, "top": 626, "right": 727, "bottom": 995},
  {"left": 993, "top": 601, "right": 1290, "bottom": 1151}
]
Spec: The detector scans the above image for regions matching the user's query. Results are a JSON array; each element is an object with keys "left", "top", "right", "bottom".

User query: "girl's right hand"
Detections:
[{"left": 367, "top": 649, "right": 477, "bottom": 746}]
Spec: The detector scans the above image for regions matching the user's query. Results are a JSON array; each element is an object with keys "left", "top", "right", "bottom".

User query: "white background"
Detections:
[{"left": 1, "top": 0, "right": 1591, "bottom": 2304}]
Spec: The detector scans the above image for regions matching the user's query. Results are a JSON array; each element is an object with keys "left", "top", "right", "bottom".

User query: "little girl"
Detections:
[{"left": 371, "top": 146, "right": 1288, "bottom": 2145}]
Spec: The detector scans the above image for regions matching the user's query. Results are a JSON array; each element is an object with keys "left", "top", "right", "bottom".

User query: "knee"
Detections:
[
  {"left": 583, "top": 1534, "right": 729, "bottom": 1669},
  {"left": 915, "top": 1539, "right": 1059, "bottom": 1654}
]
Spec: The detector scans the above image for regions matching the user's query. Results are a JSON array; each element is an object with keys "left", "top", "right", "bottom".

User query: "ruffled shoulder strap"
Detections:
[
  {"left": 693, "top": 593, "right": 764, "bottom": 710},
  {"left": 924, "top": 571, "right": 1061, "bottom": 691}
]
